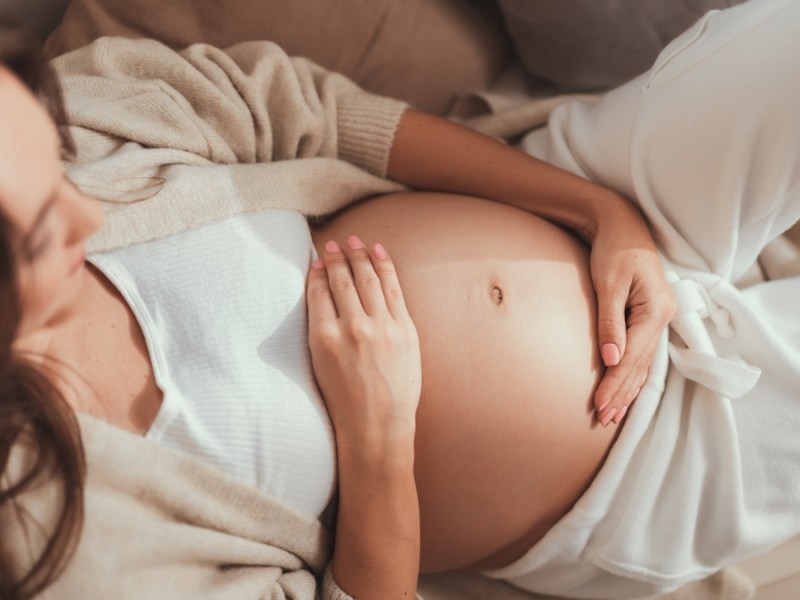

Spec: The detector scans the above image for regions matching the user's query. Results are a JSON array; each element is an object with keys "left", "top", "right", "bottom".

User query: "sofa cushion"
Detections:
[
  {"left": 497, "top": 0, "right": 747, "bottom": 91},
  {"left": 44, "top": 0, "right": 511, "bottom": 115},
  {"left": 0, "top": 0, "right": 70, "bottom": 38}
]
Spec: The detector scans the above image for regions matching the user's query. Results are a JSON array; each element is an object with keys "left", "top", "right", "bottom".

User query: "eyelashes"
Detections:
[
  {"left": 21, "top": 230, "right": 53, "bottom": 263},
  {"left": 27, "top": 234, "right": 52, "bottom": 260}
]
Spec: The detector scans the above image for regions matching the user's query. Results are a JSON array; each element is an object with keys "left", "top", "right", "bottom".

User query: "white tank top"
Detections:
[{"left": 88, "top": 210, "right": 336, "bottom": 518}]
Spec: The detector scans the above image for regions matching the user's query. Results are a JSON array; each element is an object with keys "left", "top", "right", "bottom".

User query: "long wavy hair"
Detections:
[{"left": 0, "top": 24, "right": 86, "bottom": 600}]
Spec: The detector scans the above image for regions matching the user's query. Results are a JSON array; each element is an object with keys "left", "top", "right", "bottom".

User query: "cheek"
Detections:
[{"left": 17, "top": 259, "right": 69, "bottom": 329}]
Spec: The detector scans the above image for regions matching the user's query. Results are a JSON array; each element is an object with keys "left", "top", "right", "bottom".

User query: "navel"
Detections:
[{"left": 490, "top": 285, "right": 504, "bottom": 306}]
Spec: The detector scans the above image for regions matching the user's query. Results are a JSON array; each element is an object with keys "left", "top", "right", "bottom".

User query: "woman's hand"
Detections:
[
  {"left": 307, "top": 235, "right": 422, "bottom": 600},
  {"left": 307, "top": 234, "right": 422, "bottom": 449},
  {"left": 589, "top": 198, "right": 676, "bottom": 426}
]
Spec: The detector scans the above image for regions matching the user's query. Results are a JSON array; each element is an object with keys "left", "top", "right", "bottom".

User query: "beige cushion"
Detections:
[{"left": 44, "top": 0, "right": 511, "bottom": 115}]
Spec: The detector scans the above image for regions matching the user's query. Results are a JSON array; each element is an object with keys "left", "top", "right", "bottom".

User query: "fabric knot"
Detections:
[
  {"left": 708, "top": 303, "right": 735, "bottom": 339},
  {"left": 671, "top": 278, "right": 734, "bottom": 339},
  {"left": 666, "top": 275, "right": 761, "bottom": 398}
]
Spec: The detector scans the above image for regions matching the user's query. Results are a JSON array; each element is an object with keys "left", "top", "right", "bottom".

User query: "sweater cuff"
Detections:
[
  {"left": 322, "top": 565, "right": 356, "bottom": 600},
  {"left": 337, "top": 93, "right": 409, "bottom": 178}
]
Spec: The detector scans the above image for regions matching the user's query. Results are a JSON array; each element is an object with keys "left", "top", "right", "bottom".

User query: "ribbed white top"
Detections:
[{"left": 89, "top": 209, "right": 336, "bottom": 518}]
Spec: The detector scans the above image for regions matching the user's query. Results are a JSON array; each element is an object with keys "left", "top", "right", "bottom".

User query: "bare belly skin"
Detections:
[{"left": 313, "top": 192, "right": 620, "bottom": 573}]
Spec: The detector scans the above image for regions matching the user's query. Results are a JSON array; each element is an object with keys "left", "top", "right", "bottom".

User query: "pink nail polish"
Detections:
[
  {"left": 347, "top": 235, "right": 364, "bottom": 250},
  {"left": 613, "top": 405, "right": 628, "bottom": 424},
  {"left": 373, "top": 242, "right": 388, "bottom": 260},
  {"left": 311, "top": 258, "right": 324, "bottom": 269},
  {"left": 601, "top": 408, "right": 617, "bottom": 427},
  {"left": 325, "top": 240, "right": 340, "bottom": 253},
  {"left": 601, "top": 343, "right": 620, "bottom": 367}
]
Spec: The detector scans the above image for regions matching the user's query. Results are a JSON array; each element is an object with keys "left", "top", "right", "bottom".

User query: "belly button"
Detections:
[{"left": 490, "top": 286, "right": 504, "bottom": 305}]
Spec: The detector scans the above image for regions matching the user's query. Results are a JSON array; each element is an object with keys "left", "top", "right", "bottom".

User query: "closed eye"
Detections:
[{"left": 24, "top": 233, "right": 53, "bottom": 261}]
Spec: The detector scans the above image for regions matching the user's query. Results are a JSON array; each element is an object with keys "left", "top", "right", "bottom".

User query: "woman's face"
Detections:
[{"left": 0, "top": 67, "right": 103, "bottom": 337}]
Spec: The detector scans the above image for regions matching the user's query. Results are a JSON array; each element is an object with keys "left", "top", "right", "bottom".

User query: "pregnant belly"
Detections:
[{"left": 313, "top": 193, "right": 619, "bottom": 572}]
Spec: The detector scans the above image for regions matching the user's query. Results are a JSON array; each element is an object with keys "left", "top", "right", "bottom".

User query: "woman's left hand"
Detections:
[{"left": 589, "top": 197, "right": 676, "bottom": 426}]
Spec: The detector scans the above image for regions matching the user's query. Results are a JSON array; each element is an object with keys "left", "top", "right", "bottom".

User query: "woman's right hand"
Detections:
[
  {"left": 308, "top": 235, "right": 422, "bottom": 599},
  {"left": 307, "top": 235, "right": 422, "bottom": 451}
]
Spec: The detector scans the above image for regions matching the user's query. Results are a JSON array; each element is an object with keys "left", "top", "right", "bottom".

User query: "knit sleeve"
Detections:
[
  {"left": 52, "top": 37, "right": 407, "bottom": 177},
  {"left": 322, "top": 566, "right": 355, "bottom": 600}
]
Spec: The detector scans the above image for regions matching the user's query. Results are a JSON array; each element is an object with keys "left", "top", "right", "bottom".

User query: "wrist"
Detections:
[
  {"left": 586, "top": 191, "right": 638, "bottom": 243},
  {"left": 330, "top": 409, "right": 417, "bottom": 454},
  {"left": 507, "top": 166, "right": 629, "bottom": 243},
  {"left": 336, "top": 431, "right": 416, "bottom": 472}
]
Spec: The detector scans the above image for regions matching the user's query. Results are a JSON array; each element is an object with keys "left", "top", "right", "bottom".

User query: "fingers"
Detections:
[
  {"left": 592, "top": 272, "right": 639, "bottom": 422},
  {"left": 594, "top": 359, "right": 648, "bottom": 426},
  {"left": 341, "top": 235, "right": 390, "bottom": 317},
  {"left": 594, "top": 277, "right": 628, "bottom": 369},
  {"left": 311, "top": 235, "right": 408, "bottom": 321},
  {"left": 306, "top": 257, "right": 337, "bottom": 327},
  {"left": 593, "top": 273, "right": 633, "bottom": 425},
  {"left": 369, "top": 242, "right": 410, "bottom": 321},
  {"left": 594, "top": 314, "right": 656, "bottom": 423},
  {"left": 593, "top": 292, "right": 676, "bottom": 426},
  {"left": 319, "top": 239, "right": 365, "bottom": 319}
]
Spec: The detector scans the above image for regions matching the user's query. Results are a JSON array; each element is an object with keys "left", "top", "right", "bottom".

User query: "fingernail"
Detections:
[
  {"left": 347, "top": 235, "right": 364, "bottom": 250},
  {"left": 311, "top": 258, "right": 324, "bottom": 269},
  {"left": 613, "top": 405, "right": 628, "bottom": 424},
  {"left": 601, "top": 343, "right": 620, "bottom": 367},
  {"left": 632, "top": 386, "right": 642, "bottom": 401},
  {"left": 600, "top": 408, "right": 617, "bottom": 427},
  {"left": 325, "top": 240, "right": 340, "bottom": 253},
  {"left": 373, "top": 242, "right": 388, "bottom": 260}
]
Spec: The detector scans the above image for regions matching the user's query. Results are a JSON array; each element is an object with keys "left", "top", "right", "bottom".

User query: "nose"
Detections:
[{"left": 64, "top": 185, "right": 104, "bottom": 245}]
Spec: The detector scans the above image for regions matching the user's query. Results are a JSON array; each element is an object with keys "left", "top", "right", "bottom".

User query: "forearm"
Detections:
[
  {"left": 331, "top": 437, "right": 420, "bottom": 600},
  {"left": 388, "top": 109, "right": 630, "bottom": 240}
]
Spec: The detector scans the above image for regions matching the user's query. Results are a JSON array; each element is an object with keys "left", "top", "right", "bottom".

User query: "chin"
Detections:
[{"left": 43, "top": 268, "right": 85, "bottom": 328}]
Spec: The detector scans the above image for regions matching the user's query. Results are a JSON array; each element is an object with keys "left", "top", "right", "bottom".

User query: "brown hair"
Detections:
[{"left": 0, "top": 23, "right": 85, "bottom": 600}]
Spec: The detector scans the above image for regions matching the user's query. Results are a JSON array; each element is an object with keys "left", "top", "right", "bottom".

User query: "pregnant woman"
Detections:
[
  {"left": 0, "top": 25, "right": 671, "bottom": 600},
  {"left": 3, "top": 1, "right": 799, "bottom": 598}
]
